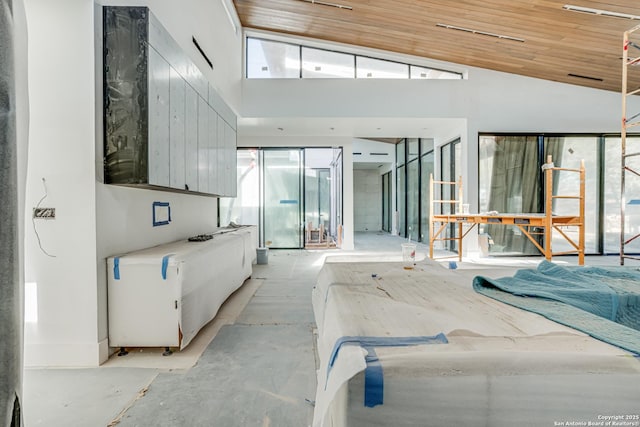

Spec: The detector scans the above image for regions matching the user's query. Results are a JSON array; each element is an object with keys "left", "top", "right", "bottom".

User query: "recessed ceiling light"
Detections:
[
  {"left": 562, "top": 5, "right": 640, "bottom": 20},
  {"left": 567, "top": 73, "right": 603, "bottom": 82},
  {"left": 299, "top": 0, "right": 352, "bottom": 10},
  {"left": 436, "top": 23, "right": 525, "bottom": 43}
]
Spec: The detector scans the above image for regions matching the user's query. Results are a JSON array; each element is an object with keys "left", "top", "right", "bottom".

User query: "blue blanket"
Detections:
[{"left": 473, "top": 261, "right": 640, "bottom": 355}]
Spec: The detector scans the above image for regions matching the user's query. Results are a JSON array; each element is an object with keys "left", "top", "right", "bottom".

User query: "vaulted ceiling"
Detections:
[{"left": 233, "top": 0, "right": 640, "bottom": 93}]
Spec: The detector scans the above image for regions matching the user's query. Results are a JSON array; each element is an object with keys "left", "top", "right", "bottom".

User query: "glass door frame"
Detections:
[
  {"left": 440, "top": 138, "right": 461, "bottom": 251},
  {"left": 260, "top": 148, "right": 305, "bottom": 249},
  {"left": 257, "top": 146, "right": 343, "bottom": 249},
  {"left": 382, "top": 171, "right": 392, "bottom": 232}
]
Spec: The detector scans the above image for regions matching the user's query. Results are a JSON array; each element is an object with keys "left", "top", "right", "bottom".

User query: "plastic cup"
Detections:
[{"left": 401, "top": 243, "right": 417, "bottom": 269}]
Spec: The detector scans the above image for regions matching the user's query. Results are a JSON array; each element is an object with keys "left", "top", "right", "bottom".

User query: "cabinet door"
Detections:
[
  {"left": 217, "top": 115, "right": 226, "bottom": 196},
  {"left": 208, "top": 106, "right": 218, "bottom": 195},
  {"left": 169, "top": 66, "right": 186, "bottom": 190},
  {"left": 197, "top": 95, "right": 209, "bottom": 194},
  {"left": 148, "top": 47, "right": 171, "bottom": 187},
  {"left": 185, "top": 84, "right": 199, "bottom": 192},
  {"left": 225, "top": 122, "right": 237, "bottom": 197}
]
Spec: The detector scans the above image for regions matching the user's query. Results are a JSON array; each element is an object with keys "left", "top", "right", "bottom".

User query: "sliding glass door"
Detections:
[{"left": 263, "top": 149, "right": 303, "bottom": 248}]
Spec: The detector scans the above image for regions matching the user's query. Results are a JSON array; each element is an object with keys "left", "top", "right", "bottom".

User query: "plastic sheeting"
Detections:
[
  {"left": 0, "top": 0, "right": 27, "bottom": 425},
  {"left": 312, "top": 258, "right": 640, "bottom": 427},
  {"left": 107, "top": 226, "right": 256, "bottom": 349}
]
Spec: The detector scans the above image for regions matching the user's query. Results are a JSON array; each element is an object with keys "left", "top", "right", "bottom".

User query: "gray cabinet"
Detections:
[
  {"left": 185, "top": 85, "right": 199, "bottom": 192},
  {"left": 103, "top": 6, "right": 236, "bottom": 196},
  {"left": 147, "top": 46, "right": 171, "bottom": 187},
  {"left": 197, "top": 95, "right": 209, "bottom": 194},
  {"left": 169, "top": 66, "right": 186, "bottom": 190}
]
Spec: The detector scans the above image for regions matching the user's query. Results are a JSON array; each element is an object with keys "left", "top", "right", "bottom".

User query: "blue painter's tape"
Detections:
[
  {"left": 279, "top": 199, "right": 298, "bottom": 204},
  {"left": 325, "top": 333, "right": 449, "bottom": 407},
  {"left": 161, "top": 254, "right": 174, "bottom": 280},
  {"left": 328, "top": 334, "right": 448, "bottom": 369},
  {"left": 363, "top": 346, "right": 383, "bottom": 407},
  {"left": 153, "top": 201, "right": 171, "bottom": 227},
  {"left": 113, "top": 257, "right": 120, "bottom": 280}
]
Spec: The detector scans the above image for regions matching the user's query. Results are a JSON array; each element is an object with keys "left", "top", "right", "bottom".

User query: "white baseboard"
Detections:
[{"left": 24, "top": 341, "right": 104, "bottom": 368}]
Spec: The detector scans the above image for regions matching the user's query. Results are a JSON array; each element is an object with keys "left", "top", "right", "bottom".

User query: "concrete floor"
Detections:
[{"left": 22, "top": 232, "right": 636, "bottom": 426}]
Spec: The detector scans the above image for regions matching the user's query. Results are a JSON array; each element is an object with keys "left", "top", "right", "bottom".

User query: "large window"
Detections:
[
  {"left": 604, "top": 136, "right": 640, "bottom": 254},
  {"left": 544, "top": 136, "right": 598, "bottom": 254},
  {"left": 406, "top": 139, "right": 420, "bottom": 240},
  {"left": 302, "top": 47, "right": 354, "bottom": 78},
  {"left": 396, "top": 138, "right": 435, "bottom": 242},
  {"left": 420, "top": 139, "right": 435, "bottom": 242},
  {"left": 396, "top": 141, "right": 406, "bottom": 237},
  {"left": 397, "top": 164, "right": 406, "bottom": 237},
  {"left": 479, "top": 134, "right": 605, "bottom": 255},
  {"left": 246, "top": 38, "right": 300, "bottom": 79},
  {"left": 246, "top": 36, "right": 462, "bottom": 80},
  {"left": 356, "top": 57, "right": 408, "bottom": 79}
]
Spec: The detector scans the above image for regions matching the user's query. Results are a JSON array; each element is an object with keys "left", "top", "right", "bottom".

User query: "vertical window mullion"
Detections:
[
  {"left": 598, "top": 135, "right": 605, "bottom": 254},
  {"left": 417, "top": 139, "right": 422, "bottom": 242},
  {"left": 353, "top": 55, "right": 357, "bottom": 79}
]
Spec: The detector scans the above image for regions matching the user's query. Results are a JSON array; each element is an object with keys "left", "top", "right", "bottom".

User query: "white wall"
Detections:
[
  {"left": 24, "top": 0, "right": 99, "bottom": 367},
  {"left": 24, "top": 0, "right": 242, "bottom": 366},
  {"left": 353, "top": 170, "right": 381, "bottom": 232},
  {"left": 352, "top": 138, "right": 395, "bottom": 165},
  {"left": 241, "top": 59, "right": 637, "bottom": 249}
]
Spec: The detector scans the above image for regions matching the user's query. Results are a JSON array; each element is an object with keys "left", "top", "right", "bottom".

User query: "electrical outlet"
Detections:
[{"left": 33, "top": 207, "right": 55, "bottom": 219}]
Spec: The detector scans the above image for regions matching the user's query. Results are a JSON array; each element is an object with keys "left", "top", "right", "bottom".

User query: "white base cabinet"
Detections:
[{"left": 107, "top": 226, "right": 256, "bottom": 350}]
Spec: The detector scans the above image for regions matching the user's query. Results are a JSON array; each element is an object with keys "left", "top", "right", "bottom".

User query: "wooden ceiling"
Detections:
[{"left": 233, "top": 0, "right": 640, "bottom": 93}]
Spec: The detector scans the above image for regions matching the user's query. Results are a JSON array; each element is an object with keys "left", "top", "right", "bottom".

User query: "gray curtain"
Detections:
[
  {"left": 1, "top": 0, "right": 24, "bottom": 425},
  {"left": 486, "top": 136, "right": 565, "bottom": 255},
  {"left": 487, "top": 136, "right": 541, "bottom": 254}
]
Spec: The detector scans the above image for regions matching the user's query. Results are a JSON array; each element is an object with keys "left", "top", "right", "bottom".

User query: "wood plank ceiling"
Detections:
[{"left": 233, "top": 0, "right": 640, "bottom": 93}]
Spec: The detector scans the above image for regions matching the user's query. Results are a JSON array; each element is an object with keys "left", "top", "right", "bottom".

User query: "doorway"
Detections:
[
  {"left": 262, "top": 149, "right": 304, "bottom": 248},
  {"left": 221, "top": 147, "right": 343, "bottom": 249}
]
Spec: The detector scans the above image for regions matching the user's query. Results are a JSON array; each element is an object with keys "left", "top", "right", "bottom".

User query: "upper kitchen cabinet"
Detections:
[{"left": 103, "top": 6, "right": 236, "bottom": 196}]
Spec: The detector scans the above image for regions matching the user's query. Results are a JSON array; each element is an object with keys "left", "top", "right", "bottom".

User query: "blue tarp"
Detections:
[{"left": 473, "top": 261, "right": 640, "bottom": 355}]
